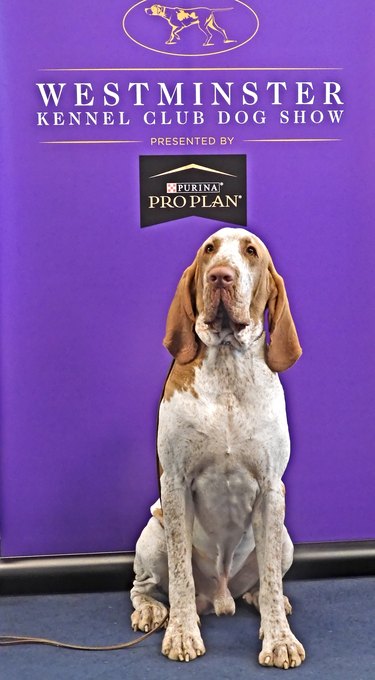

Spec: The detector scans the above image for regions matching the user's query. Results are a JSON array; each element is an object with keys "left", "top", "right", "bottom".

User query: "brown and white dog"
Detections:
[
  {"left": 145, "top": 5, "right": 236, "bottom": 46},
  {"left": 131, "top": 227, "right": 305, "bottom": 668}
]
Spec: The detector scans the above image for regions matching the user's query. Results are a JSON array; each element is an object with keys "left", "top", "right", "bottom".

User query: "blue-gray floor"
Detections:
[{"left": 1, "top": 577, "right": 375, "bottom": 680}]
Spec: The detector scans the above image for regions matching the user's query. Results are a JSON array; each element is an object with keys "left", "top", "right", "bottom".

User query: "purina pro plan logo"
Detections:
[{"left": 139, "top": 155, "right": 247, "bottom": 227}]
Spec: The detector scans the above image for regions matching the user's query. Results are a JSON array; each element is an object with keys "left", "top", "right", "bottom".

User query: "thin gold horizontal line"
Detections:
[
  {"left": 39, "top": 66, "right": 343, "bottom": 72},
  {"left": 243, "top": 138, "right": 341, "bottom": 143},
  {"left": 40, "top": 140, "right": 142, "bottom": 145}
]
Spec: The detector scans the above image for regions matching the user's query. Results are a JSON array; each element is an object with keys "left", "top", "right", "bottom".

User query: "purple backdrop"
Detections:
[{"left": 1, "top": 1, "right": 374, "bottom": 556}]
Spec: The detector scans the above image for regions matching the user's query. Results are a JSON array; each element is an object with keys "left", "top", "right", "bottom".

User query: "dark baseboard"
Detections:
[
  {"left": 287, "top": 540, "right": 375, "bottom": 580},
  {"left": 0, "top": 553, "right": 134, "bottom": 596},
  {"left": 1, "top": 541, "right": 375, "bottom": 596}
]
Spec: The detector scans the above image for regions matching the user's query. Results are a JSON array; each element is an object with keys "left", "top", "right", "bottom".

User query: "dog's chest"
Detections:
[
  {"left": 159, "top": 344, "right": 289, "bottom": 480},
  {"left": 158, "top": 344, "right": 290, "bottom": 573}
]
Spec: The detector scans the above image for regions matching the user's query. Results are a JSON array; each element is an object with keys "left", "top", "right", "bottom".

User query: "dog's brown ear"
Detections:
[
  {"left": 266, "top": 260, "right": 302, "bottom": 372},
  {"left": 163, "top": 261, "right": 198, "bottom": 364}
]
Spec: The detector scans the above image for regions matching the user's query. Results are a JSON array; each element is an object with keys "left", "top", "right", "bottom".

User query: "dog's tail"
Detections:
[{"left": 198, "top": 6, "right": 234, "bottom": 11}]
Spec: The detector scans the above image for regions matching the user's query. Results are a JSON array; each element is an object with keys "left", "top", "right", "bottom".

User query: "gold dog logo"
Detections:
[
  {"left": 145, "top": 5, "right": 236, "bottom": 46},
  {"left": 123, "top": 1, "right": 259, "bottom": 57}
]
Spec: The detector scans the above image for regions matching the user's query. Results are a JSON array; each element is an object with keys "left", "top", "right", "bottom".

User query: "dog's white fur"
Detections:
[{"left": 131, "top": 227, "right": 305, "bottom": 668}]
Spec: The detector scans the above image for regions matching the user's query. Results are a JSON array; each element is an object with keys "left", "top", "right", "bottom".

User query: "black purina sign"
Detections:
[{"left": 139, "top": 154, "right": 247, "bottom": 227}]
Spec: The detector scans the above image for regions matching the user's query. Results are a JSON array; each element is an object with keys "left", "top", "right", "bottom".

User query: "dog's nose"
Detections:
[{"left": 208, "top": 266, "right": 235, "bottom": 289}]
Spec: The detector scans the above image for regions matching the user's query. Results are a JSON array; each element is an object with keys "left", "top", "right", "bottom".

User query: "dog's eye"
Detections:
[
  {"left": 246, "top": 245, "right": 257, "bottom": 256},
  {"left": 205, "top": 244, "right": 214, "bottom": 254}
]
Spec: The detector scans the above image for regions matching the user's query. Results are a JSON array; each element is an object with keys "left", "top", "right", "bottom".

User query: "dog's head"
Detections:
[
  {"left": 163, "top": 227, "right": 302, "bottom": 372},
  {"left": 145, "top": 4, "right": 165, "bottom": 16}
]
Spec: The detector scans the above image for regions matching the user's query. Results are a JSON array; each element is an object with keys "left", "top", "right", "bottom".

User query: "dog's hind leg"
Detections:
[
  {"left": 208, "top": 16, "right": 237, "bottom": 44},
  {"left": 130, "top": 516, "right": 169, "bottom": 632},
  {"left": 197, "top": 21, "right": 214, "bottom": 46}
]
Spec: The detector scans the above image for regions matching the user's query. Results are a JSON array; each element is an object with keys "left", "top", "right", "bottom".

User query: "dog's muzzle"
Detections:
[
  {"left": 204, "top": 265, "right": 250, "bottom": 328},
  {"left": 207, "top": 266, "right": 235, "bottom": 290}
]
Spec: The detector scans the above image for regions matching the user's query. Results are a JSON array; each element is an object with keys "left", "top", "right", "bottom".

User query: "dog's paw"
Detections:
[
  {"left": 259, "top": 630, "right": 305, "bottom": 669},
  {"left": 283, "top": 596, "right": 293, "bottom": 616},
  {"left": 213, "top": 593, "right": 236, "bottom": 616},
  {"left": 162, "top": 617, "right": 206, "bottom": 662},
  {"left": 131, "top": 601, "right": 168, "bottom": 633}
]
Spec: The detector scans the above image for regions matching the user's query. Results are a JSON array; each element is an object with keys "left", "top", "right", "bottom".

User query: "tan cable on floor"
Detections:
[{"left": 0, "top": 614, "right": 168, "bottom": 651}]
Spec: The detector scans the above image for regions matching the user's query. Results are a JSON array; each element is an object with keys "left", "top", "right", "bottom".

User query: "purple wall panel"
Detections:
[{"left": 1, "top": 1, "right": 374, "bottom": 556}]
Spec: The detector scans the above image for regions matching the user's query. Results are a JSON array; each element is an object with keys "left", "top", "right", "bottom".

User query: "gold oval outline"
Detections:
[{"left": 122, "top": 0, "right": 259, "bottom": 58}]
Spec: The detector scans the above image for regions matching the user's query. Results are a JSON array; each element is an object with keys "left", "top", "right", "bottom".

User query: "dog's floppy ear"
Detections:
[
  {"left": 163, "top": 261, "right": 198, "bottom": 364},
  {"left": 266, "top": 260, "right": 302, "bottom": 372}
]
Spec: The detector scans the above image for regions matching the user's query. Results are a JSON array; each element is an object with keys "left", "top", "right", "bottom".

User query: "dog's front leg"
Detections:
[
  {"left": 161, "top": 474, "right": 206, "bottom": 662},
  {"left": 253, "top": 484, "right": 305, "bottom": 669}
]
